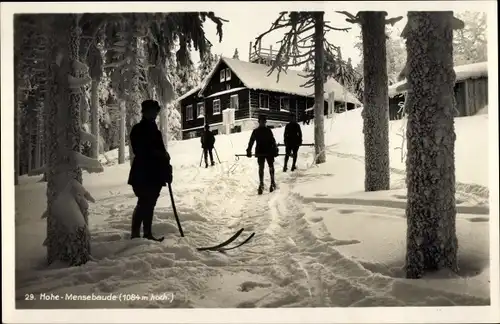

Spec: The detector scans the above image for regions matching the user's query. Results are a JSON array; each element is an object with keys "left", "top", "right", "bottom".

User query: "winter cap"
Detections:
[
  {"left": 204, "top": 124, "right": 210, "bottom": 130},
  {"left": 141, "top": 100, "right": 161, "bottom": 113},
  {"left": 258, "top": 114, "right": 267, "bottom": 122}
]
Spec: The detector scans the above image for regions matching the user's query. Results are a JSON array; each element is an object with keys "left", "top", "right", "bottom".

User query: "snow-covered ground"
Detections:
[{"left": 10, "top": 108, "right": 498, "bottom": 322}]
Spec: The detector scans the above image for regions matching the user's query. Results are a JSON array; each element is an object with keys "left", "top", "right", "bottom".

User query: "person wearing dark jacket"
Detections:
[
  {"left": 283, "top": 114, "right": 302, "bottom": 172},
  {"left": 246, "top": 114, "right": 279, "bottom": 194},
  {"left": 127, "top": 100, "right": 172, "bottom": 242},
  {"left": 200, "top": 124, "right": 216, "bottom": 168}
]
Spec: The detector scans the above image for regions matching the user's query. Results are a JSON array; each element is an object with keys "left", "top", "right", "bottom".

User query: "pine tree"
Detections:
[
  {"left": 175, "top": 54, "right": 199, "bottom": 98},
  {"left": 199, "top": 45, "right": 218, "bottom": 82},
  {"left": 402, "top": 11, "right": 463, "bottom": 279}
]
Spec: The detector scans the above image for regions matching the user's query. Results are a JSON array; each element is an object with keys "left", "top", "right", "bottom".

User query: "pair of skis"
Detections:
[
  {"left": 169, "top": 185, "right": 254, "bottom": 252},
  {"left": 196, "top": 228, "right": 255, "bottom": 252}
]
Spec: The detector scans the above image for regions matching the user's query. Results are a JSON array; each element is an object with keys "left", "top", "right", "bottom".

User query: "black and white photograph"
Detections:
[{"left": 2, "top": 1, "right": 498, "bottom": 323}]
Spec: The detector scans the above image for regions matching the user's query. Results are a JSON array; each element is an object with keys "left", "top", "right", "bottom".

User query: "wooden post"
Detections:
[{"left": 249, "top": 41, "right": 252, "bottom": 61}]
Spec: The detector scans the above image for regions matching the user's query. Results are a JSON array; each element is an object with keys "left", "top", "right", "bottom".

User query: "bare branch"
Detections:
[
  {"left": 385, "top": 16, "right": 404, "bottom": 26},
  {"left": 336, "top": 11, "right": 360, "bottom": 24},
  {"left": 324, "top": 25, "right": 351, "bottom": 32}
]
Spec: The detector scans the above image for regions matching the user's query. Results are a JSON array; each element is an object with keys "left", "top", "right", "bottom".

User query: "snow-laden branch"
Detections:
[
  {"left": 73, "top": 151, "right": 104, "bottom": 173},
  {"left": 80, "top": 129, "right": 98, "bottom": 145},
  {"left": 42, "top": 177, "right": 95, "bottom": 246}
]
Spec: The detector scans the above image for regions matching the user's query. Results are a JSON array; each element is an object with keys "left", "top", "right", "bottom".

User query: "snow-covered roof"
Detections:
[
  {"left": 205, "top": 87, "right": 247, "bottom": 99},
  {"left": 389, "top": 61, "right": 488, "bottom": 98},
  {"left": 198, "top": 57, "right": 361, "bottom": 105}
]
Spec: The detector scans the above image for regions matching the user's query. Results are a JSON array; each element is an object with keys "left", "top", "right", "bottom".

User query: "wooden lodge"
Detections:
[
  {"left": 177, "top": 42, "right": 362, "bottom": 139},
  {"left": 388, "top": 61, "right": 488, "bottom": 120}
]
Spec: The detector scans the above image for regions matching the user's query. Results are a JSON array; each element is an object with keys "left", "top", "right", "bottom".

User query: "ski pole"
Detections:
[
  {"left": 277, "top": 143, "right": 314, "bottom": 147},
  {"left": 167, "top": 183, "right": 184, "bottom": 237},
  {"left": 213, "top": 147, "right": 221, "bottom": 163},
  {"left": 199, "top": 150, "right": 203, "bottom": 167}
]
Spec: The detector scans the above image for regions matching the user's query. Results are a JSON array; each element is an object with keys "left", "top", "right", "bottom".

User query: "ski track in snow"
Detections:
[
  {"left": 15, "top": 113, "right": 491, "bottom": 309},
  {"left": 16, "top": 148, "right": 490, "bottom": 309}
]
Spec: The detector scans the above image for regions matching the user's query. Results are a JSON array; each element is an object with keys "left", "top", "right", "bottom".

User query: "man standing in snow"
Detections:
[
  {"left": 127, "top": 100, "right": 172, "bottom": 242},
  {"left": 246, "top": 114, "right": 279, "bottom": 195},
  {"left": 200, "top": 124, "right": 216, "bottom": 168},
  {"left": 283, "top": 114, "right": 302, "bottom": 172}
]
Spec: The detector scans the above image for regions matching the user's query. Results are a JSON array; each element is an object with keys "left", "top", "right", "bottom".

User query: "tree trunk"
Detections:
[
  {"left": 360, "top": 12, "right": 391, "bottom": 191},
  {"left": 27, "top": 119, "right": 33, "bottom": 173},
  {"left": 159, "top": 108, "right": 168, "bottom": 151},
  {"left": 118, "top": 99, "right": 126, "bottom": 164},
  {"left": 34, "top": 102, "right": 43, "bottom": 169},
  {"left": 404, "top": 11, "right": 458, "bottom": 279},
  {"left": 90, "top": 78, "right": 100, "bottom": 158},
  {"left": 46, "top": 15, "right": 91, "bottom": 266},
  {"left": 14, "top": 55, "right": 21, "bottom": 185},
  {"left": 313, "top": 11, "right": 326, "bottom": 164},
  {"left": 126, "top": 29, "right": 142, "bottom": 167}
]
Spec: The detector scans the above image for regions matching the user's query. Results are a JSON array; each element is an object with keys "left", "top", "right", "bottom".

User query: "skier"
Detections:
[
  {"left": 246, "top": 114, "right": 279, "bottom": 195},
  {"left": 283, "top": 114, "right": 302, "bottom": 172},
  {"left": 200, "top": 124, "right": 216, "bottom": 168},
  {"left": 127, "top": 99, "right": 172, "bottom": 242}
]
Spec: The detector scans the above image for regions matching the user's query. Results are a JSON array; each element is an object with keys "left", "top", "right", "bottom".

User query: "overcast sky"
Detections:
[
  {"left": 190, "top": 4, "right": 408, "bottom": 68},
  {"left": 184, "top": 1, "right": 489, "bottom": 70}
]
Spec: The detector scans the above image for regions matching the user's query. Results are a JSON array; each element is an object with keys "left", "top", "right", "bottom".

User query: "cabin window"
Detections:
[
  {"left": 225, "top": 68, "right": 232, "bottom": 81},
  {"left": 226, "top": 84, "right": 231, "bottom": 90},
  {"left": 230, "top": 94, "right": 239, "bottom": 110},
  {"left": 186, "top": 104, "right": 193, "bottom": 121},
  {"left": 197, "top": 102, "right": 205, "bottom": 118},
  {"left": 280, "top": 97, "right": 290, "bottom": 112},
  {"left": 259, "top": 93, "right": 269, "bottom": 109},
  {"left": 220, "top": 70, "right": 225, "bottom": 82},
  {"left": 213, "top": 99, "right": 221, "bottom": 115}
]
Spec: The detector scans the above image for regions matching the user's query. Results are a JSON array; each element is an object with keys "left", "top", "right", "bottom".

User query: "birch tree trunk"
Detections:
[
  {"left": 404, "top": 11, "right": 458, "bottom": 279},
  {"left": 359, "top": 12, "right": 390, "bottom": 191},
  {"left": 313, "top": 11, "right": 326, "bottom": 164},
  {"left": 118, "top": 99, "right": 126, "bottom": 164},
  {"left": 90, "top": 79, "right": 100, "bottom": 158}
]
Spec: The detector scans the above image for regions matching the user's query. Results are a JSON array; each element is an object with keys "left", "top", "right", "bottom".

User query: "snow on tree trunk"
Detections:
[
  {"left": 90, "top": 79, "right": 100, "bottom": 158},
  {"left": 404, "top": 11, "right": 458, "bottom": 279},
  {"left": 313, "top": 12, "right": 326, "bottom": 164},
  {"left": 118, "top": 99, "right": 126, "bottom": 164},
  {"left": 159, "top": 108, "right": 168, "bottom": 150},
  {"left": 360, "top": 12, "right": 390, "bottom": 191},
  {"left": 45, "top": 15, "right": 102, "bottom": 267}
]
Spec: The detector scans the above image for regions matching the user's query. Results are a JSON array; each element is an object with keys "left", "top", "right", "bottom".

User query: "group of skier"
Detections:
[
  {"left": 127, "top": 99, "right": 303, "bottom": 240},
  {"left": 246, "top": 113, "right": 302, "bottom": 194}
]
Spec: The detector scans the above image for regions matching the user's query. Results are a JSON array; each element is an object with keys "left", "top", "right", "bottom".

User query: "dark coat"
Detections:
[
  {"left": 200, "top": 130, "right": 216, "bottom": 149},
  {"left": 284, "top": 121, "right": 302, "bottom": 147},
  {"left": 127, "top": 119, "right": 172, "bottom": 187},
  {"left": 247, "top": 125, "right": 278, "bottom": 156}
]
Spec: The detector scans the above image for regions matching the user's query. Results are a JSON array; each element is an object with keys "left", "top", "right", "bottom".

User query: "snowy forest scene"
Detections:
[{"left": 2, "top": 1, "right": 498, "bottom": 323}]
